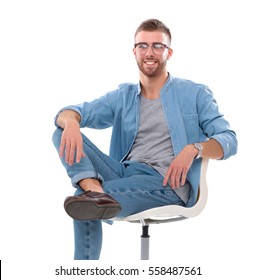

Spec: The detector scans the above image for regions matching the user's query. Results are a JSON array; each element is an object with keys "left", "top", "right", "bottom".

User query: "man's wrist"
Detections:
[{"left": 193, "top": 143, "right": 203, "bottom": 159}]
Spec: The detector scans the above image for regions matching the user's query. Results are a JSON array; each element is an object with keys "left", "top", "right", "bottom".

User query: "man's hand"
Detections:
[
  {"left": 163, "top": 139, "right": 223, "bottom": 189},
  {"left": 59, "top": 119, "right": 85, "bottom": 166},
  {"left": 163, "top": 144, "right": 197, "bottom": 189}
]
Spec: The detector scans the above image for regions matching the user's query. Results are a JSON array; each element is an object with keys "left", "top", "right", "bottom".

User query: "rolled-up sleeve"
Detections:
[{"left": 54, "top": 89, "right": 119, "bottom": 129}]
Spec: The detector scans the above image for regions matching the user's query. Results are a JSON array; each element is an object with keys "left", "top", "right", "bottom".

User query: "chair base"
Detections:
[
  {"left": 141, "top": 224, "right": 150, "bottom": 260},
  {"left": 139, "top": 217, "right": 187, "bottom": 260}
]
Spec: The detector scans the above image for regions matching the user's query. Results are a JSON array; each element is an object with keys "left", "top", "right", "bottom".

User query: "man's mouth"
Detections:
[{"left": 144, "top": 60, "right": 157, "bottom": 65}]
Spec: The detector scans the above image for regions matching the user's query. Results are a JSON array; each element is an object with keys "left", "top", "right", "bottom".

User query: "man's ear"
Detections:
[{"left": 167, "top": 48, "right": 173, "bottom": 60}]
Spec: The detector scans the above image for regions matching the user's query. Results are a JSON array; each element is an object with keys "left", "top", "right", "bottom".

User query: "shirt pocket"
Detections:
[{"left": 182, "top": 114, "right": 200, "bottom": 143}]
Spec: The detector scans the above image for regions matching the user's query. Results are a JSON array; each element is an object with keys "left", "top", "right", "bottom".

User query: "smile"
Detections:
[{"left": 144, "top": 60, "right": 157, "bottom": 65}]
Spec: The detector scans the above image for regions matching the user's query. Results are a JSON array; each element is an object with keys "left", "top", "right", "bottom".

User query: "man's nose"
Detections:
[{"left": 145, "top": 45, "right": 154, "bottom": 55}]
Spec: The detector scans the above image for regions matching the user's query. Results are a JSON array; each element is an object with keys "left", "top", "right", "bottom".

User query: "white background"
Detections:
[{"left": 0, "top": 0, "right": 254, "bottom": 279}]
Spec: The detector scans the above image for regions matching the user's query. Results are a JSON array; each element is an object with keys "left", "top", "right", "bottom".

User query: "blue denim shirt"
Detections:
[{"left": 56, "top": 75, "right": 237, "bottom": 207}]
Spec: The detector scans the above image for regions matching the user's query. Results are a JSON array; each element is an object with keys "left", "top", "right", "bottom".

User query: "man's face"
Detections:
[{"left": 133, "top": 31, "right": 173, "bottom": 78}]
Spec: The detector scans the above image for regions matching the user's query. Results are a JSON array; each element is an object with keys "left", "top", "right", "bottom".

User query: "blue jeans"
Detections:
[{"left": 52, "top": 128, "right": 184, "bottom": 259}]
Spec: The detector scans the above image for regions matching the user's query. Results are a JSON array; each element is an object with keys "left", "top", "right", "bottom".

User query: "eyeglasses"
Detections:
[{"left": 134, "top": 42, "right": 170, "bottom": 55}]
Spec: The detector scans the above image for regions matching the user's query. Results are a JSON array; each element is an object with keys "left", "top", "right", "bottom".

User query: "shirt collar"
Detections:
[{"left": 136, "top": 72, "right": 173, "bottom": 96}]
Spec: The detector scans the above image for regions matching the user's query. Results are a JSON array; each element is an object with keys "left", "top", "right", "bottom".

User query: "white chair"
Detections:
[{"left": 112, "top": 158, "right": 209, "bottom": 260}]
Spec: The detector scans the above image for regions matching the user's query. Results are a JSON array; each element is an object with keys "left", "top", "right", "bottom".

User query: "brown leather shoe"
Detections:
[{"left": 64, "top": 191, "right": 121, "bottom": 220}]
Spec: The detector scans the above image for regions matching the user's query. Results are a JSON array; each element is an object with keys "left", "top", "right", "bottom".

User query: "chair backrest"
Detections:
[{"left": 113, "top": 158, "right": 209, "bottom": 222}]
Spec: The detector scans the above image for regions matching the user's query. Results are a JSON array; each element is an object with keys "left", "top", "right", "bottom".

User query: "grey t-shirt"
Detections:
[{"left": 127, "top": 95, "right": 190, "bottom": 204}]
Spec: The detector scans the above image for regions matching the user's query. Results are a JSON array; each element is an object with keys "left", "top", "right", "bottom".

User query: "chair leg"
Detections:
[{"left": 141, "top": 223, "right": 150, "bottom": 260}]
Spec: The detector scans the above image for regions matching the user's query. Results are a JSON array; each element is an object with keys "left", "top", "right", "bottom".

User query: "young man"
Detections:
[{"left": 52, "top": 19, "right": 237, "bottom": 259}]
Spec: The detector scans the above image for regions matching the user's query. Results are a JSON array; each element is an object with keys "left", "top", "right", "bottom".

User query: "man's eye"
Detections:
[
  {"left": 139, "top": 44, "right": 148, "bottom": 49},
  {"left": 153, "top": 43, "right": 164, "bottom": 49}
]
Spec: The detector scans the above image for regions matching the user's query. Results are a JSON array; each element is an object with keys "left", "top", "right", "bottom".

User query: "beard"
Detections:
[{"left": 137, "top": 57, "right": 168, "bottom": 77}]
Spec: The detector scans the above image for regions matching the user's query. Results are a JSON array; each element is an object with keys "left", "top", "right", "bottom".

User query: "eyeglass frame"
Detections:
[{"left": 134, "top": 42, "right": 170, "bottom": 54}]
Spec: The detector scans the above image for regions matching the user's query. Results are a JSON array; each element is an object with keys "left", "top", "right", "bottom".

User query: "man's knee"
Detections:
[{"left": 52, "top": 127, "right": 63, "bottom": 148}]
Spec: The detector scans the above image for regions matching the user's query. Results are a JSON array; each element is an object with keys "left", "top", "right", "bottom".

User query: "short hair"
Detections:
[{"left": 134, "top": 19, "right": 172, "bottom": 45}]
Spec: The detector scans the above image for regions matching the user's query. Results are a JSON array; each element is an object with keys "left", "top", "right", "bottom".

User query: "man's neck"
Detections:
[{"left": 140, "top": 72, "right": 169, "bottom": 100}]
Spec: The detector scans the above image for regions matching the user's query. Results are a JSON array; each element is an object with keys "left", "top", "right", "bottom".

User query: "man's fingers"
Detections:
[
  {"left": 163, "top": 168, "right": 172, "bottom": 186},
  {"left": 76, "top": 148, "right": 85, "bottom": 163},
  {"left": 181, "top": 169, "right": 188, "bottom": 185},
  {"left": 171, "top": 168, "right": 180, "bottom": 189},
  {"left": 174, "top": 170, "right": 182, "bottom": 188},
  {"left": 68, "top": 141, "right": 76, "bottom": 166},
  {"left": 164, "top": 168, "right": 187, "bottom": 189},
  {"left": 61, "top": 138, "right": 85, "bottom": 165}
]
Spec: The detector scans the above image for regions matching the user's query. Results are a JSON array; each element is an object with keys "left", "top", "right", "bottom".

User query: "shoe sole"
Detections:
[{"left": 64, "top": 200, "right": 121, "bottom": 220}]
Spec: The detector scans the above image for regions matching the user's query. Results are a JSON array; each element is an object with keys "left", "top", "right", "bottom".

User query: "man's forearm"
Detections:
[
  {"left": 56, "top": 110, "right": 81, "bottom": 129},
  {"left": 198, "top": 138, "right": 224, "bottom": 159}
]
